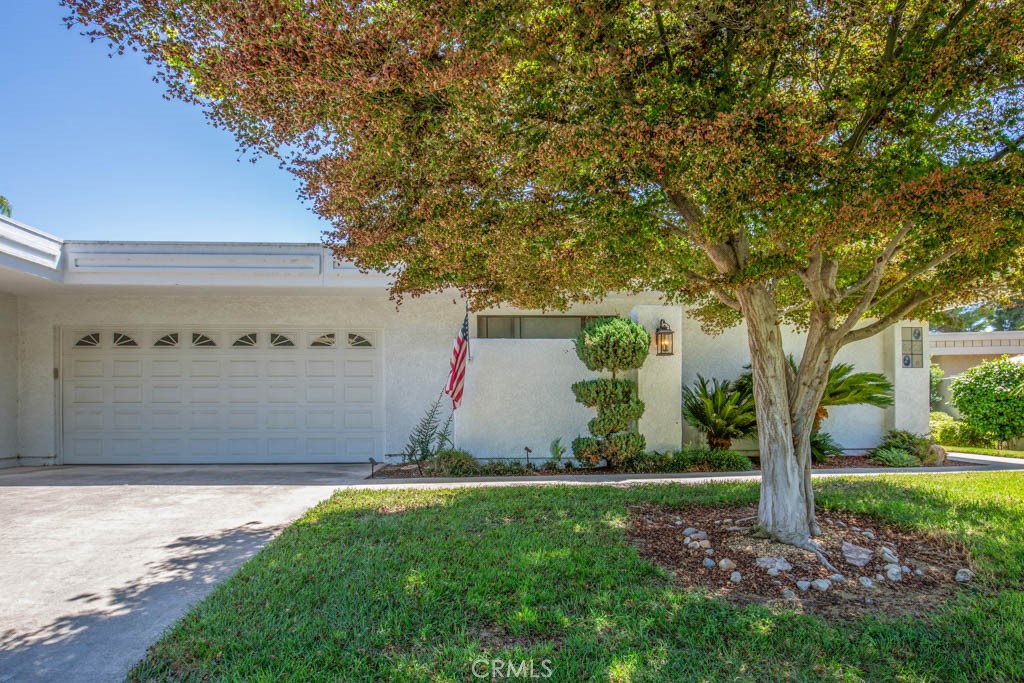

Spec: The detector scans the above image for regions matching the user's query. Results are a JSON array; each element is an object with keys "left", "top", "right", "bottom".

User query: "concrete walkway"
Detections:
[{"left": 0, "top": 464, "right": 370, "bottom": 683}]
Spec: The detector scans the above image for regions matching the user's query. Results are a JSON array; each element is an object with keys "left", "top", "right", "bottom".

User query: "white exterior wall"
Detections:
[
  {"left": 16, "top": 292, "right": 463, "bottom": 463},
  {"left": 0, "top": 294, "right": 18, "bottom": 466}
]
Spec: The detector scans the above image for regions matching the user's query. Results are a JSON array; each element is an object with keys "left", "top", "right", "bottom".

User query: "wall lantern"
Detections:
[{"left": 655, "top": 319, "right": 675, "bottom": 356}]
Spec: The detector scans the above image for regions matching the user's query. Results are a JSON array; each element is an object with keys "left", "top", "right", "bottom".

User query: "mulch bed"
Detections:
[
  {"left": 626, "top": 504, "right": 975, "bottom": 620},
  {"left": 371, "top": 454, "right": 974, "bottom": 479}
]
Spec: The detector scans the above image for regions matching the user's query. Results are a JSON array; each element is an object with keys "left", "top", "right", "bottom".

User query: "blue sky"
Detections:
[{"left": 0, "top": 3, "right": 328, "bottom": 242}]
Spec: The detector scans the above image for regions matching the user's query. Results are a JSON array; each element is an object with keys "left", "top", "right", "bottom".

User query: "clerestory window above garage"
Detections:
[{"left": 476, "top": 315, "right": 607, "bottom": 339}]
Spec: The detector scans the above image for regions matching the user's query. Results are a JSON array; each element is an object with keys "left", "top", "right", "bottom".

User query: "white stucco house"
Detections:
[{"left": 0, "top": 215, "right": 929, "bottom": 468}]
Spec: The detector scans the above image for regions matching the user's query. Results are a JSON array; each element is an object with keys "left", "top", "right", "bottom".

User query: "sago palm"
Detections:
[{"left": 681, "top": 375, "right": 757, "bottom": 450}]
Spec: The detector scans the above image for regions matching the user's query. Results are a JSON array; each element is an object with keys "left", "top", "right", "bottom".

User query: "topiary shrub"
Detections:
[
  {"left": 950, "top": 356, "right": 1024, "bottom": 445},
  {"left": 571, "top": 318, "right": 650, "bottom": 466},
  {"left": 870, "top": 447, "right": 920, "bottom": 468}
]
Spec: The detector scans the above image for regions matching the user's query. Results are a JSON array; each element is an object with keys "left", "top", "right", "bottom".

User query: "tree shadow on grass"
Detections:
[{"left": 0, "top": 521, "right": 282, "bottom": 683}]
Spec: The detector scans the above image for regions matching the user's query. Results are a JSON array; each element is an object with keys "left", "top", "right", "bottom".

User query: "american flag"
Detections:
[{"left": 443, "top": 311, "right": 470, "bottom": 409}]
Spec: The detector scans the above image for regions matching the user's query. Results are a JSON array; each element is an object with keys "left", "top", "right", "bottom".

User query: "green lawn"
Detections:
[
  {"left": 943, "top": 445, "right": 1024, "bottom": 460},
  {"left": 132, "top": 473, "right": 1024, "bottom": 682}
]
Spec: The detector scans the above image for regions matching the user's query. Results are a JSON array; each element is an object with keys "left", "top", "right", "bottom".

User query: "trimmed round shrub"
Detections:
[
  {"left": 426, "top": 448, "right": 479, "bottom": 476},
  {"left": 571, "top": 378, "right": 639, "bottom": 408},
  {"left": 929, "top": 411, "right": 955, "bottom": 436},
  {"left": 574, "top": 317, "right": 650, "bottom": 378},
  {"left": 950, "top": 357, "right": 1024, "bottom": 444},
  {"left": 671, "top": 448, "right": 753, "bottom": 472},
  {"left": 870, "top": 447, "right": 920, "bottom": 468}
]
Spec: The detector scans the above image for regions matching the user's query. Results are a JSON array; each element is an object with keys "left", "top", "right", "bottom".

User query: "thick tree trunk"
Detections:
[
  {"left": 736, "top": 287, "right": 812, "bottom": 545},
  {"left": 737, "top": 286, "right": 834, "bottom": 546}
]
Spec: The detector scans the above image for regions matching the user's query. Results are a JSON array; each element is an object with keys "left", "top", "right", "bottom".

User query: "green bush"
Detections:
[
  {"left": 571, "top": 318, "right": 650, "bottom": 467},
  {"left": 681, "top": 375, "right": 757, "bottom": 450},
  {"left": 870, "top": 447, "right": 920, "bottom": 468},
  {"left": 936, "top": 419, "right": 993, "bottom": 448},
  {"left": 478, "top": 459, "right": 535, "bottom": 476},
  {"left": 426, "top": 448, "right": 479, "bottom": 476},
  {"left": 672, "top": 448, "right": 753, "bottom": 472},
  {"left": 930, "top": 363, "right": 946, "bottom": 410},
  {"left": 810, "top": 431, "right": 844, "bottom": 463},
  {"left": 930, "top": 411, "right": 955, "bottom": 436},
  {"left": 876, "top": 429, "right": 931, "bottom": 462},
  {"left": 574, "top": 317, "right": 650, "bottom": 377},
  {"left": 619, "top": 448, "right": 753, "bottom": 473},
  {"left": 951, "top": 356, "right": 1024, "bottom": 444}
]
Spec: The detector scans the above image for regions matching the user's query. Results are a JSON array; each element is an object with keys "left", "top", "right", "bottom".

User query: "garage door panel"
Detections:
[
  {"left": 189, "top": 360, "right": 221, "bottom": 378},
  {"left": 113, "top": 359, "right": 143, "bottom": 378},
  {"left": 150, "top": 409, "right": 183, "bottom": 429},
  {"left": 73, "top": 359, "right": 105, "bottom": 378},
  {"left": 62, "top": 327, "right": 384, "bottom": 464}
]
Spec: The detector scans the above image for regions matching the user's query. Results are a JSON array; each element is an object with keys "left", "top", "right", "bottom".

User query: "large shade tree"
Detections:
[{"left": 65, "top": 0, "right": 1024, "bottom": 551}]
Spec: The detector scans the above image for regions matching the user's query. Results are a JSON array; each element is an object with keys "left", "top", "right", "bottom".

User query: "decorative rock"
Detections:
[
  {"left": 682, "top": 527, "right": 698, "bottom": 536},
  {"left": 858, "top": 576, "right": 874, "bottom": 588},
  {"left": 718, "top": 558, "right": 736, "bottom": 572},
  {"left": 703, "top": 558, "right": 716, "bottom": 569},
  {"left": 835, "top": 520, "right": 848, "bottom": 528},
  {"left": 902, "top": 565, "right": 912, "bottom": 575},
  {"left": 913, "top": 568, "right": 924, "bottom": 577},
  {"left": 929, "top": 444, "right": 947, "bottom": 466},
  {"left": 688, "top": 542, "right": 701, "bottom": 550},
  {"left": 796, "top": 580, "right": 811, "bottom": 592},
  {"left": 955, "top": 568, "right": 975, "bottom": 582},
  {"left": 690, "top": 531, "right": 708, "bottom": 541},
  {"left": 879, "top": 548, "right": 899, "bottom": 565},
  {"left": 756, "top": 557, "right": 793, "bottom": 572},
  {"left": 875, "top": 573, "right": 885, "bottom": 582},
  {"left": 705, "top": 549, "right": 715, "bottom": 556},
  {"left": 842, "top": 541, "right": 873, "bottom": 567},
  {"left": 865, "top": 597, "right": 875, "bottom": 605},
  {"left": 812, "top": 578, "right": 832, "bottom": 592},
  {"left": 782, "top": 589, "right": 796, "bottom": 599},
  {"left": 830, "top": 573, "right": 845, "bottom": 583},
  {"left": 729, "top": 571, "right": 742, "bottom": 584},
  {"left": 720, "top": 518, "right": 733, "bottom": 525},
  {"left": 861, "top": 530, "right": 876, "bottom": 540},
  {"left": 767, "top": 568, "right": 780, "bottom": 577},
  {"left": 698, "top": 540, "right": 712, "bottom": 549},
  {"left": 885, "top": 564, "right": 903, "bottom": 582}
]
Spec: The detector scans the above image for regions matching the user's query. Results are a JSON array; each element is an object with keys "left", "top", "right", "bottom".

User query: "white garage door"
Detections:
[{"left": 61, "top": 328, "right": 384, "bottom": 464}]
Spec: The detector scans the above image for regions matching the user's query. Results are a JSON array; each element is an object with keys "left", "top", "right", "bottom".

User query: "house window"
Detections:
[
  {"left": 74, "top": 332, "right": 101, "bottom": 348},
  {"left": 112, "top": 332, "right": 138, "bottom": 347},
  {"left": 192, "top": 333, "right": 217, "bottom": 348},
  {"left": 901, "top": 327, "right": 924, "bottom": 368},
  {"left": 476, "top": 316, "right": 606, "bottom": 339},
  {"left": 154, "top": 333, "right": 179, "bottom": 348},
  {"left": 270, "top": 333, "right": 295, "bottom": 348},
  {"left": 232, "top": 333, "right": 258, "bottom": 348}
]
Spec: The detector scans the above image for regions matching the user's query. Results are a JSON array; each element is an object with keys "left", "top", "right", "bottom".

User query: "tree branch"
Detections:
[
  {"left": 869, "top": 246, "right": 963, "bottom": 305},
  {"left": 840, "top": 291, "right": 936, "bottom": 346},
  {"left": 834, "top": 221, "right": 914, "bottom": 337},
  {"left": 991, "top": 133, "right": 1024, "bottom": 163}
]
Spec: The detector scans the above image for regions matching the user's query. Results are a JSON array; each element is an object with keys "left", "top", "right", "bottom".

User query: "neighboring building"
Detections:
[
  {"left": 929, "top": 330, "right": 1024, "bottom": 414},
  {"left": 0, "top": 215, "right": 929, "bottom": 467}
]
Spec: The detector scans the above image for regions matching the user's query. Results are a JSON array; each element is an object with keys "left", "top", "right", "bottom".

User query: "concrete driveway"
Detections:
[{"left": 0, "top": 464, "right": 369, "bottom": 683}]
